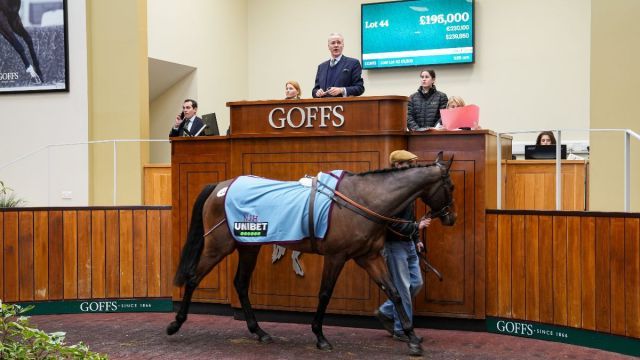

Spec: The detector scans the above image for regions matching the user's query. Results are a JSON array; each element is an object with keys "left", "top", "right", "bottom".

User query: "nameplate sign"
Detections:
[
  {"left": 268, "top": 105, "right": 344, "bottom": 129},
  {"left": 227, "top": 96, "right": 408, "bottom": 136}
]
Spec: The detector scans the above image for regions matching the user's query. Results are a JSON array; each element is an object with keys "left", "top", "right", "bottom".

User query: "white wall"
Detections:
[
  {"left": 149, "top": 71, "right": 197, "bottom": 163},
  {"left": 147, "top": 0, "right": 248, "bottom": 164},
  {"left": 0, "top": 1, "right": 88, "bottom": 206},
  {"left": 247, "top": 0, "right": 591, "bottom": 143}
]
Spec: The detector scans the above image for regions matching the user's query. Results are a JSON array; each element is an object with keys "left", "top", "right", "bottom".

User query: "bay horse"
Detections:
[
  {"left": 167, "top": 152, "right": 456, "bottom": 356},
  {"left": 0, "top": 0, "right": 43, "bottom": 83}
]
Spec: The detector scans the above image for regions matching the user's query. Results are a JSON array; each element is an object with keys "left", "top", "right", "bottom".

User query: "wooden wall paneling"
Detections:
[
  {"left": 171, "top": 151, "right": 181, "bottom": 300},
  {"left": 77, "top": 210, "right": 92, "bottom": 299},
  {"left": 0, "top": 208, "right": 164, "bottom": 303},
  {"left": 160, "top": 209, "right": 172, "bottom": 296},
  {"left": 33, "top": 211, "right": 48, "bottom": 300},
  {"left": 3, "top": 212, "right": 18, "bottom": 301},
  {"left": 408, "top": 136, "right": 490, "bottom": 318},
  {"left": 502, "top": 161, "right": 588, "bottom": 211},
  {"left": 625, "top": 218, "right": 640, "bottom": 338},
  {"left": 133, "top": 210, "right": 148, "bottom": 297},
  {"left": 90, "top": 211, "right": 106, "bottom": 298},
  {"left": 62, "top": 211, "right": 77, "bottom": 299},
  {"left": 420, "top": 165, "right": 475, "bottom": 316},
  {"left": 566, "top": 216, "right": 582, "bottom": 328},
  {"left": 179, "top": 163, "right": 228, "bottom": 303},
  {"left": 119, "top": 210, "right": 134, "bottom": 297},
  {"left": 105, "top": 210, "right": 120, "bottom": 298},
  {"left": 497, "top": 215, "right": 512, "bottom": 317},
  {"left": 143, "top": 165, "right": 171, "bottom": 205},
  {"left": 538, "top": 216, "right": 553, "bottom": 323},
  {"left": 511, "top": 215, "right": 526, "bottom": 319},
  {"left": 580, "top": 217, "right": 596, "bottom": 330},
  {"left": 609, "top": 218, "right": 626, "bottom": 335},
  {"left": 146, "top": 210, "right": 162, "bottom": 297},
  {"left": 552, "top": 216, "right": 568, "bottom": 325},
  {"left": 48, "top": 211, "right": 63, "bottom": 300},
  {"left": 542, "top": 173, "right": 555, "bottom": 210},
  {"left": 524, "top": 215, "right": 540, "bottom": 321},
  {"left": 18, "top": 212, "right": 34, "bottom": 301},
  {"left": 561, "top": 172, "right": 576, "bottom": 210},
  {"left": 595, "top": 217, "right": 611, "bottom": 332},
  {"left": 485, "top": 213, "right": 498, "bottom": 316}
]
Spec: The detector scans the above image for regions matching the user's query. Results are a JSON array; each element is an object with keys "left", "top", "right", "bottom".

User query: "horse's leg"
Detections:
[
  {"left": 10, "top": 15, "right": 43, "bottom": 82},
  {"left": 312, "top": 254, "right": 347, "bottom": 350},
  {"left": 234, "top": 245, "right": 272, "bottom": 343},
  {"left": 0, "top": 13, "right": 34, "bottom": 79},
  {"left": 355, "top": 253, "right": 423, "bottom": 356},
  {"left": 166, "top": 234, "right": 235, "bottom": 335},
  {"left": 167, "top": 183, "right": 229, "bottom": 335}
]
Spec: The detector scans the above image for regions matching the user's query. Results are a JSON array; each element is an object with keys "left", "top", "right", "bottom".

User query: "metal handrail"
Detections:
[
  {"left": 496, "top": 129, "right": 639, "bottom": 211},
  {"left": 0, "top": 139, "right": 170, "bottom": 206}
]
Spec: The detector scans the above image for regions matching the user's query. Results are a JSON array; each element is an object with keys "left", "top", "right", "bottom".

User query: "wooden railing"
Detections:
[
  {"left": 486, "top": 210, "right": 640, "bottom": 339},
  {"left": 0, "top": 207, "right": 172, "bottom": 302}
]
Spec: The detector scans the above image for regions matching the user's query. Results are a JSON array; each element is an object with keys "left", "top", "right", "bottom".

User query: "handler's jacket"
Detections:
[{"left": 386, "top": 202, "right": 420, "bottom": 244}]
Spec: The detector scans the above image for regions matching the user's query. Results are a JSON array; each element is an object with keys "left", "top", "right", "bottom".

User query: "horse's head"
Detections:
[{"left": 421, "top": 151, "right": 456, "bottom": 226}]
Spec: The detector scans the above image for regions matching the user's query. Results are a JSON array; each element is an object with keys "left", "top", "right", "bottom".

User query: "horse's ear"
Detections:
[
  {"left": 435, "top": 151, "right": 444, "bottom": 163},
  {"left": 446, "top": 154, "right": 455, "bottom": 172}
]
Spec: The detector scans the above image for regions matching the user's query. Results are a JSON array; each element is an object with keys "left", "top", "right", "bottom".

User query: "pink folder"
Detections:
[{"left": 440, "top": 105, "right": 480, "bottom": 130}]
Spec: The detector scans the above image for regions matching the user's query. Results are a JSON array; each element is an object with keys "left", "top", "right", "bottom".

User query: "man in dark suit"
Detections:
[
  {"left": 169, "top": 99, "right": 206, "bottom": 137},
  {"left": 312, "top": 33, "right": 365, "bottom": 98}
]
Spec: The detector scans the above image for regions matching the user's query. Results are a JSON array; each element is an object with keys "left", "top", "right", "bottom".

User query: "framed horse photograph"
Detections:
[{"left": 0, "top": 0, "right": 69, "bottom": 94}]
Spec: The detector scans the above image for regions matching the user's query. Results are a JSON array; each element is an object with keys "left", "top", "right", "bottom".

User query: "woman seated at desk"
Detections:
[{"left": 536, "top": 131, "right": 556, "bottom": 145}]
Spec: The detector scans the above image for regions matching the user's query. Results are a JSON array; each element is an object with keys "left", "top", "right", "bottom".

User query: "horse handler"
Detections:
[{"left": 375, "top": 150, "right": 431, "bottom": 342}]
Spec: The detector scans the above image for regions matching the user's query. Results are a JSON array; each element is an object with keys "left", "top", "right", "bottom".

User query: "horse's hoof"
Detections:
[
  {"left": 258, "top": 333, "right": 273, "bottom": 344},
  {"left": 166, "top": 322, "right": 181, "bottom": 335},
  {"left": 408, "top": 342, "right": 423, "bottom": 357},
  {"left": 316, "top": 340, "right": 333, "bottom": 351}
]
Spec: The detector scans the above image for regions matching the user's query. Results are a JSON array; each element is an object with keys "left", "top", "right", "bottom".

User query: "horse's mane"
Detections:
[{"left": 350, "top": 163, "right": 436, "bottom": 177}]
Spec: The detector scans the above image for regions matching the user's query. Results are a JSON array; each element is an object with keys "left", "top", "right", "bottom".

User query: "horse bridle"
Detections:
[{"left": 422, "top": 168, "right": 454, "bottom": 220}]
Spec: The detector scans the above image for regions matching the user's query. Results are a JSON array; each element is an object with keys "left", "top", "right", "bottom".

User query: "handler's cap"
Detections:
[{"left": 389, "top": 150, "right": 418, "bottom": 165}]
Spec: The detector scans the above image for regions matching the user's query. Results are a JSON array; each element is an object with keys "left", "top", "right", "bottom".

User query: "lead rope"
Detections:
[{"left": 330, "top": 188, "right": 413, "bottom": 224}]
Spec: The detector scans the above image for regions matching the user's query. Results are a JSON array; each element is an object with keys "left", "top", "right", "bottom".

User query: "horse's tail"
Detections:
[{"left": 173, "top": 183, "right": 218, "bottom": 287}]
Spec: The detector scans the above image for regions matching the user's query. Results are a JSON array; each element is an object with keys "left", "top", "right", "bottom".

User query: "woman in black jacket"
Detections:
[{"left": 407, "top": 69, "right": 448, "bottom": 130}]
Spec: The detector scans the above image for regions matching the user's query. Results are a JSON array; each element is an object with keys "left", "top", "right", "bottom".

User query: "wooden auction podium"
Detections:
[{"left": 171, "top": 96, "right": 511, "bottom": 320}]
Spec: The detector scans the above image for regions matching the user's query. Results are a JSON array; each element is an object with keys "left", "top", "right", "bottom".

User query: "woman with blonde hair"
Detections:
[
  {"left": 285, "top": 81, "right": 302, "bottom": 100},
  {"left": 447, "top": 96, "right": 465, "bottom": 109}
]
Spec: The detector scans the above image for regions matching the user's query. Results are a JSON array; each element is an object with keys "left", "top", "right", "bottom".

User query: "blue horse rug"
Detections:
[{"left": 224, "top": 170, "right": 344, "bottom": 244}]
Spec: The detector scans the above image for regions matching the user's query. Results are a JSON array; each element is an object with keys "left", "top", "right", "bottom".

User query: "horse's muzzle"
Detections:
[{"left": 440, "top": 211, "right": 457, "bottom": 226}]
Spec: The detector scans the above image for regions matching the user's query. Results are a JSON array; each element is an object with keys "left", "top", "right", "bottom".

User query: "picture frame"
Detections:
[{"left": 0, "top": 0, "right": 69, "bottom": 94}]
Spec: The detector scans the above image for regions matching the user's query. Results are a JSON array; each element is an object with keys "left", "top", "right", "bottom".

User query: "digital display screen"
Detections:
[{"left": 361, "top": 0, "right": 474, "bottom": 69}]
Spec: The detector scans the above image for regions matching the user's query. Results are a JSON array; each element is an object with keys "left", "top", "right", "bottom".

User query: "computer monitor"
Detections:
[
  {"left": 524, "top": 145, "right": 567, "bottom": 160},
  {"left": 201, "top": 113, "right": 220, "bottom": 136}
]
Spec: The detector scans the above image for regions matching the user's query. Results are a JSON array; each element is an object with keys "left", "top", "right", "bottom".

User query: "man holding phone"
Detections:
[
  {"left": 169, "top": 99, "right": 206, "bottom": 137},
  {"left": 312, "top": 33, "right": 365, "bottom": 98}
]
